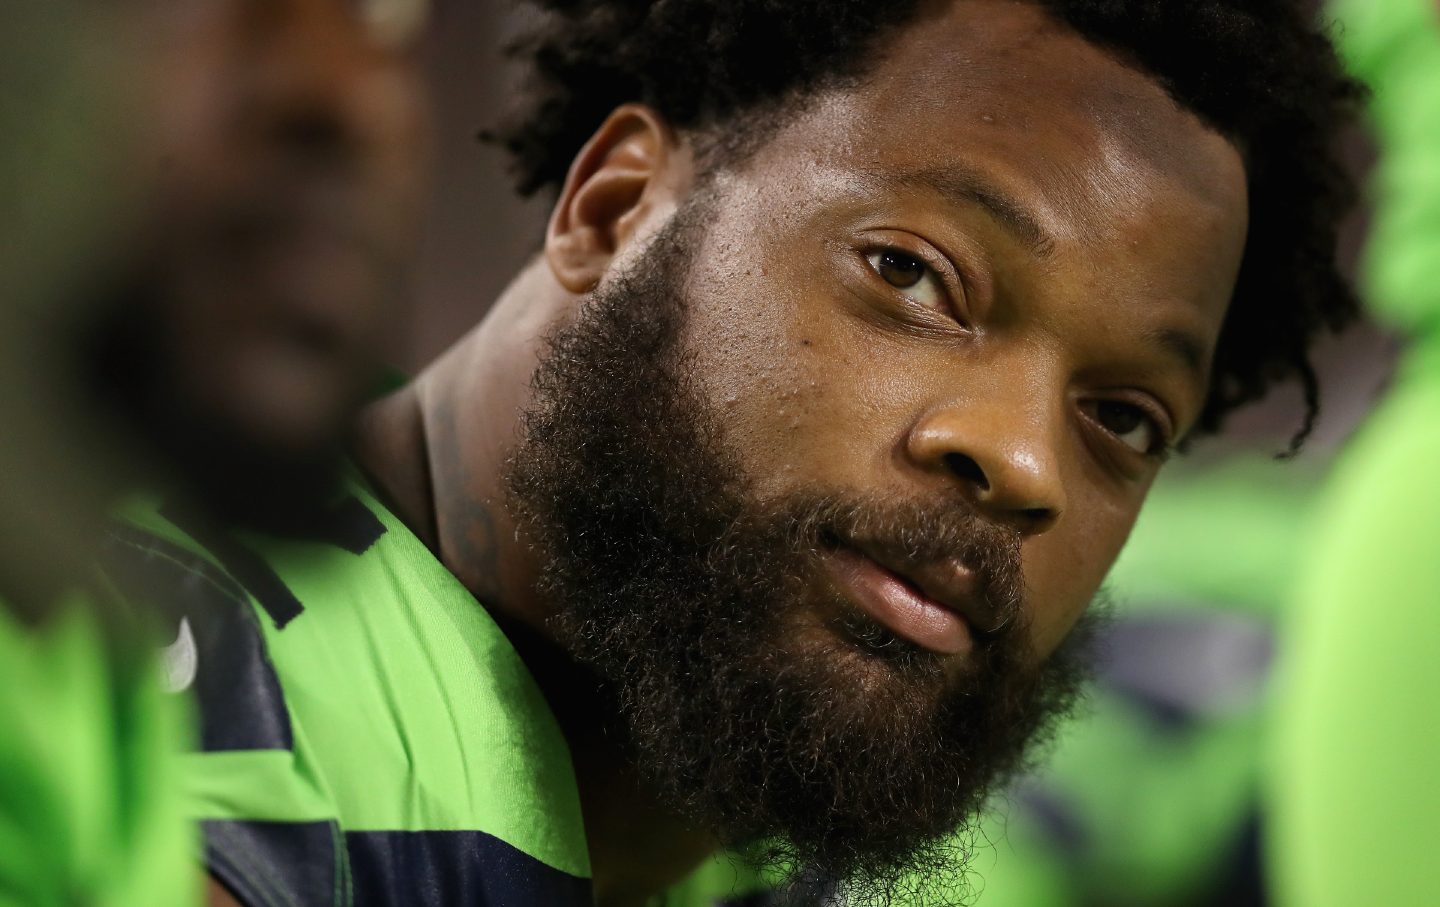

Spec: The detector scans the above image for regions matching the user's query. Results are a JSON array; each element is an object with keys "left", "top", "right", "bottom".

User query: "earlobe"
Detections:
[{"left": 545, "top": 104, "right": 680, "bottom": 294}]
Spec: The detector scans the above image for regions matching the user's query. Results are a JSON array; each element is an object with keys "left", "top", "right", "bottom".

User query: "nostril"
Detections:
[
  {"left": 1020, "top": 506, "right": 1053, "bottom": 528},
  {"left": 943, "top": 452, "right": 989, "bottom": 491},
  {"left": 272, "top": 105, "right": 350, "bottom": 156}
]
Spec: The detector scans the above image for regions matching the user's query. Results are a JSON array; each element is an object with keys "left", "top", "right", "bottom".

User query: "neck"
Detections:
[{"left": 353, "top": 259, "right": 716, "bottom": 906}]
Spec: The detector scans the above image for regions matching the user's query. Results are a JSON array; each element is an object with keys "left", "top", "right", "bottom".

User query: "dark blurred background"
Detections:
[{"left": 405, "top": 1, "right": 548, "bottom": 369}]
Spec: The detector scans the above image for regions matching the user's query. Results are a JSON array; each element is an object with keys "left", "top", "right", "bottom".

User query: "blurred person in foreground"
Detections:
[
  {"left": 108, "top": 1, "right": 1362, "bottom": 905},
  {"left": 0, "top": 0, "right": 430, "bottom": 904},
  {"left": 88, "top": 0, "right": 430, "bottom": 529},
  {"left": 0, "top": 4, "right": 189, "bottom": 905},
  {"left": 1267, "top": 0, "right": 1440, "bottom": 903}
]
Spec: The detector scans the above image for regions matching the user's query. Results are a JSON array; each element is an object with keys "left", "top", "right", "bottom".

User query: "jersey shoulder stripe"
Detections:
[
  {"left": 101, "top": 525, "right": 292, "bottom": 752},
  {"left": 103, "top": 481, "right": 593, "bottom": 904},
  {"left": 106, "top": 481, "right": 783, "bottom": 907}
]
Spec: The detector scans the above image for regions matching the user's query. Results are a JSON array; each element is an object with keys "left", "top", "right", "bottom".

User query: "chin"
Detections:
[{"left": 150, "top": 374, "right": 353, "bottom": 527}]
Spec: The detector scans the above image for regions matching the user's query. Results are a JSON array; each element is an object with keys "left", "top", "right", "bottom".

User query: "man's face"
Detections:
[
  {"left": 678, "top": 0, "right": 1246, "bottom": 662},
  {"left": 511, "top": 0, "right": 1247, "bottom": 895},
  {"left": 103, "top": 0, "right": 428, "bottom": 513}
]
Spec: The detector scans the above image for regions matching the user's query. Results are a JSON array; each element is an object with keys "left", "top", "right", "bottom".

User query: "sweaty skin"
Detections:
[{"left": 358, "top": 1, "right": 1247, "bottom": 902}]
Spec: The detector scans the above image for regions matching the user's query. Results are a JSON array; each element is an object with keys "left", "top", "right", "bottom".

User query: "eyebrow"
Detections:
[
  {"left": 1149, "top": 325, "right": 1211, "bottom": 384},
  {"left": 861, "top": 163, "right": 1213, "bottom": 387},
  {"left": 864, "top": 164, "right": 1058, "bottom": 258}
]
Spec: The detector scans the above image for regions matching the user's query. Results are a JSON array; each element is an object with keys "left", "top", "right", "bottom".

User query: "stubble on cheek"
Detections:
[{"left": 1020, "top": 498, "right": 1139, "bottom": 659}]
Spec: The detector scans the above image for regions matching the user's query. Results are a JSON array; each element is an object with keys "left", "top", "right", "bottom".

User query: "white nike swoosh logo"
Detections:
[{"left": 160, "top": 617, "right": 198, "bottom": 693}]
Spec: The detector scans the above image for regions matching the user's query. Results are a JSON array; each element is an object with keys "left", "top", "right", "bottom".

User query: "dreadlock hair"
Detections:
[{"left": 488, "top": 0, "right": 1365, "bottom": 450}]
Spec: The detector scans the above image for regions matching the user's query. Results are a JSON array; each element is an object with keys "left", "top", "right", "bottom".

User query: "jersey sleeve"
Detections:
[
  {"left": 99, "top": 487, "right": 599, "bottom": 907},
  {"left": 99, "top": 518, "right": 346, "bottom": 907}
]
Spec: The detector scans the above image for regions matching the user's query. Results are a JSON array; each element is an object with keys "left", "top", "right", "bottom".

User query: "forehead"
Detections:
[
  {"left": 836, "top": 0, "right": 1246, "bottom": 210},
  {"left": 864, "top": 2, "right": 1234, "bottom": 179},
  {"left": 728, "top": 0, "right": 1248, "bottom": 367}
]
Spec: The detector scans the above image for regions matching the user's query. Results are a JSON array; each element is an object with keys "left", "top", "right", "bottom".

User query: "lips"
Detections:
[
  {"left": 200, "top": 195, "right": 392, "bottom": 337},
  {"left": 823, "top": 542, "right": 997, "bottom": 657}
]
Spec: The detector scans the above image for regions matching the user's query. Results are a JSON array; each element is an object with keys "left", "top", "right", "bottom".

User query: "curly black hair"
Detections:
[{"left": 489, "top": 0, "right": 1365, "bottom": 448}]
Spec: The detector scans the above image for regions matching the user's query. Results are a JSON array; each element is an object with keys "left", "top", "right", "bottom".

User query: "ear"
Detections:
[{"left": 545, "top": 104, "right": 684, "bottom": 293}]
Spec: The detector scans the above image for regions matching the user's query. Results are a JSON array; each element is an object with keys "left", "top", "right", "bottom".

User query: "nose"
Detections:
[
  {"left": 905, "top": 398, "right": 1066, "bottom": 536},
  {"left": 244, "top": 1, "right": 415, "bottom": 165}
]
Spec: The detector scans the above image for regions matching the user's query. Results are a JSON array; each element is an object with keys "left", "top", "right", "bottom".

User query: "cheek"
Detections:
[
  {"left": 147, "top": 9, "right": 235, "bottom": 159},
  {"left": 350, "top": 67, "right": 432, "bottom": 210},
  {"left": 1022, "top": 495, "right": 1140, "bottom": 657},
  {"left": 684, "top": 293, "right": 852, "bottom": 496},
  {"left": 683, "top": 243, "right": 919, "bottom": 502},
  {"left": 677, "top": 180, "right": 836, "bottom": 469}
]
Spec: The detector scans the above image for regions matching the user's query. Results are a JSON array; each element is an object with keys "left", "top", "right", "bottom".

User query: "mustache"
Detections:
[{"left": 762, "top": 493, "right": 1027, "bottom": 638}]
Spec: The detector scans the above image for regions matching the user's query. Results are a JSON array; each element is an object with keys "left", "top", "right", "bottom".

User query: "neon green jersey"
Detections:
[
  {"left": 1266, "top": 1, "right": 1440, "bottom": 903},
  {"left": 0, "top": 598, "right": 196, "bottom": 907},
  {"left": 1268, "top": 351, "right": 1440, "bottom": 907},
  {"left": 103, "top": 476, "right": 770, "bottom": 906}
]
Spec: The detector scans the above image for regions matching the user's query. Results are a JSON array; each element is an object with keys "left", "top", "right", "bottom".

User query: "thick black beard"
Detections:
[{"left": 506, "top": 201, "right": 1094, "bottom": 905}]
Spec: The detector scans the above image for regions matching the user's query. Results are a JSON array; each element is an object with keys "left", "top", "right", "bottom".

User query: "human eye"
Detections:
[
  {"left": 1086, "top": 399, "right": 1172, "bottom": 460},
  {"left": 864, "top": 247, "right": 951, "bottom": 313},
  {"left": 353, "top": 0, "right": 430, "bottom": 48}
]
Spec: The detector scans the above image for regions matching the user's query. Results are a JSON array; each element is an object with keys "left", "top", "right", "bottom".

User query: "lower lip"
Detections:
[{"left": 823, "top": 547, "right": 973, "bottom": 656}]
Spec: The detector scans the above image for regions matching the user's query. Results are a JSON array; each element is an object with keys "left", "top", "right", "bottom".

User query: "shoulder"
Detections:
[{"left": 100, "top": 484, "right": 594, "bottom": 905}]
